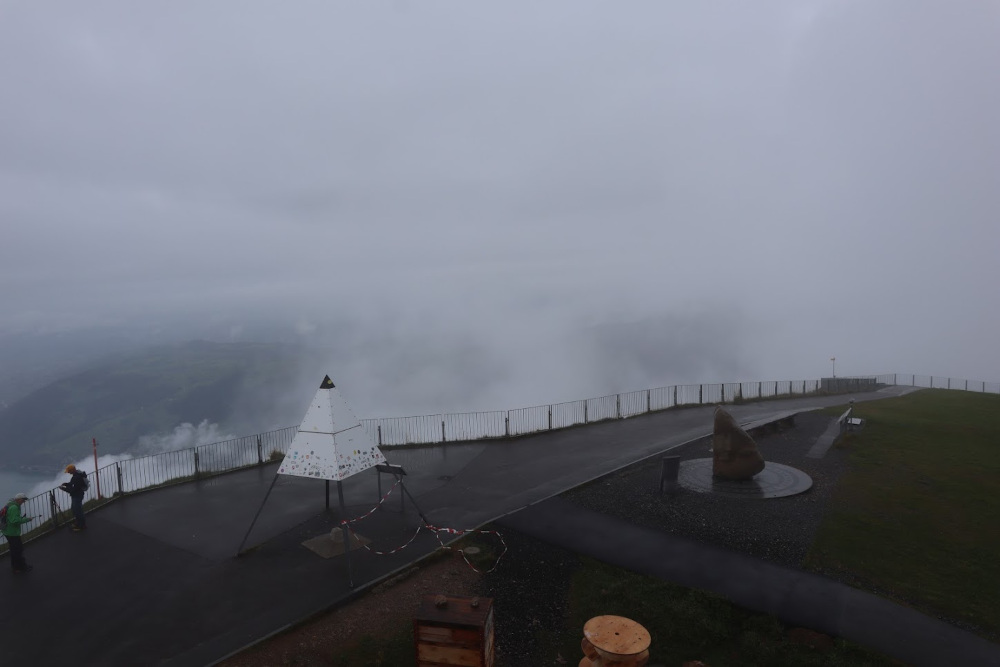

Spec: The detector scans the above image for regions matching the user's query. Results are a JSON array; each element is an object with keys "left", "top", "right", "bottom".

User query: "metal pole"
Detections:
[
  {"left": 236, "top": 473, "right": 280, "bottom": 556},
  {"left": 116, "top": 462, "right": 123, "bottom": 496},
  {"left": 49, "top": 490, "right": 60, "bottom": 528},
  {"left": 92, "top": 438, "right": 102, "bottom": 499},
  {"left": 326, "top": 480, "right": 330, "bottom": 511},
  {"left": 338, "top": 481, "right": 353, "bottom": 587},
  {"left": 399, "top": 482, "right": 430, "bottom": 525}
]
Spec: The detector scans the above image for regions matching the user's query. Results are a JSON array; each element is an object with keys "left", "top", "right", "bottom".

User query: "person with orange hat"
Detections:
[{"left": 59, "top": 464, "right": 89, "bottom": 531}]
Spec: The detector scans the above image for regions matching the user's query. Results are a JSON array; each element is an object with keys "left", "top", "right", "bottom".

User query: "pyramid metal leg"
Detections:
[
  {"left": 338, "top": 480, "right": 353, "bottom": 587},
  {"left": 236, "top": 473, "right": 280, "bottom": 557}
]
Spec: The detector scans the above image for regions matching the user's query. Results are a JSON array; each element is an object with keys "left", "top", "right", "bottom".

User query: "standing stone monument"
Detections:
[{"left": 712, "top": 406, "right": 765, "bottom": 480}]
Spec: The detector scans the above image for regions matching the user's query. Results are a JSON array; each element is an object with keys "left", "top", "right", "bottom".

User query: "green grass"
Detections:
[
  {"left": 324, "top": 551, "right": 893, "bottom": 667},
  {"left": 534, "top": 558, "right": 894, "bottom": 667},
  {"left": 808, "top": 389, "right": 1000, "bottom": 637}
]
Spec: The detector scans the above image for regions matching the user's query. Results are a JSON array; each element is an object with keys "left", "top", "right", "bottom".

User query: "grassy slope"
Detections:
[
  {"left": 808, "top": 389, "right": 1000, "bottom": 637},
  {"left": 543, "top": 558, "right": 895, "bottom": 667}
]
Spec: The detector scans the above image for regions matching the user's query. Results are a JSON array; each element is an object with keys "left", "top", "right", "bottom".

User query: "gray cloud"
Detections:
[{"left": 2, "top": 0, "right": 998, "bottom": 416}]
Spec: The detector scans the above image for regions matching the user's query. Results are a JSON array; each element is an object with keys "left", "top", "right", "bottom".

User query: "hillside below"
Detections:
[{"left": 0, "top": 340, "right": 305, "bottom": 469}]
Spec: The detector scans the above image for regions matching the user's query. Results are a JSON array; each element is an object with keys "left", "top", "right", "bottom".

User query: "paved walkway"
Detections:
[
  {"left": 498, "top": 496, "right": 1000, "bottom": 667},
  {"left": 3, "top": 385, "right": 987, "bottom": 666}
]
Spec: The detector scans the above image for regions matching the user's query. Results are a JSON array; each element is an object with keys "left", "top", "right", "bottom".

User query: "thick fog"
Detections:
[{"left": 2, "top": 1, "right": 998, "bottom": 419}]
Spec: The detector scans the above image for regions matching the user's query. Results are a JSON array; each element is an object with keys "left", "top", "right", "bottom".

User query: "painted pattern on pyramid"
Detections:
[{"left": 278, "top": 375, "right": 386, "bottom": 481}]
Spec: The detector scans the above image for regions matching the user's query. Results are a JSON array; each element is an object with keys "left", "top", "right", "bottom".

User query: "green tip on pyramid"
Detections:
[{"left": 320, "top": 375, "right": 335, "bottom": 389}]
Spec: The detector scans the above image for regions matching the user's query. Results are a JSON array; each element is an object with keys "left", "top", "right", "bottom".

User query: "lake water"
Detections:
[{"left": 0, "top": 467, "right": 56, "bottom": 502}]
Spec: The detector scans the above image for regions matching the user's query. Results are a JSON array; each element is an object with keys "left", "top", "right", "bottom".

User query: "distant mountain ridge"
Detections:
[{"left": 0, "top": 340, "right": 302, "bottom": 469}]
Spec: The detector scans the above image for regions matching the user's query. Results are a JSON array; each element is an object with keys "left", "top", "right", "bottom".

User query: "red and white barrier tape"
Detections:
[
  {"left": 332, "top": 480, "right": 507, "bottom": 572},
  {"left": 338, "top": 479, "right": 401, "bottom": 526},
  {"left": 427, "top": 524, "right": 508, "bottom": 574}
]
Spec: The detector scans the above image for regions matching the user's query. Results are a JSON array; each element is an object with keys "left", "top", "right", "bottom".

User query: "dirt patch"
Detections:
[{"left": 220, "top": 551, "right": 481, "bottom": 667}]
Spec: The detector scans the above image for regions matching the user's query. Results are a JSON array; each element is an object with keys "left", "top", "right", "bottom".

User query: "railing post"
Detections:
[
  {"left": 49, "top": 490, "right": 60, "bottom": 528},
  {"left": 584, "top": 401, "right": 589, "bottom": 423},
  {"left": 699, "top": 385, "right": 703, "bottom": 404},
  {"left": 116, "top": 462, "right": 123, "bottom": 496},
  {"left": 646, "top": 389, "right": 651, "bottom": 413},
  {"left": 257, "top": 436, "right": 263, "bottom": 465},
  {"left": 721, "top": 384, "right": 725, "bottom": 403},
  {"left": 758, "top": 381, "right": 762, "bottom": 397},
  {"left": 548, "top": 405, "right": 552, "bottom": 430},
  {"left": 673, "top": 386, "right": 677, "bottom": 406},
  {"left": 441, "top": 420, "right": 446, "bottom": 443},
  {"left": 930, "top": 377, "right": 933, "bottom": 388},
  {"left": 965, "top": 379, "right": 968, "bottom": 391},
  {"left": 194, "top": 450, "right": 200, "bottom": 479},
  {"left": 505, "top": 415, "right": 510, "bottom": 437},
  {"left": 377, "top": 424, "right": 382, "bottom": 446},
  {"left": 616, "top": 394, "right": 621, "bottom": 419},
  {"left": 947, "top": 378, "right": 951, "bottom": 390}
]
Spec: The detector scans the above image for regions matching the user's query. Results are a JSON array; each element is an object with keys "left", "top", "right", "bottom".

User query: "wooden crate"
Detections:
[{"left": 413, "top": 595, "right": 494, "bottom": 667}]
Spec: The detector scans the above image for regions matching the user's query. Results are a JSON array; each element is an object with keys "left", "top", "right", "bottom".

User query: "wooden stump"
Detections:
[{"left": 579, "top": 615, "right": 650, "bottom": 667}]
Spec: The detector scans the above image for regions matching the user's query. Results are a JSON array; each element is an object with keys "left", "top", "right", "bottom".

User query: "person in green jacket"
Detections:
[{"left": 2, "top": 493, "right": 36, "bottom": 573}]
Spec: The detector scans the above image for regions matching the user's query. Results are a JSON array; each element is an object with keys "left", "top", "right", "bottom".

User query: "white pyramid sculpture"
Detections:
[{"left": 278, "top": 375, "right": 386, "bottom": 481}]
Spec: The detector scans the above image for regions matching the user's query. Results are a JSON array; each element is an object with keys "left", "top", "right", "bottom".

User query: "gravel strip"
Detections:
[{"left": 564, "top": 410, "right": 846, "bottom": 569}]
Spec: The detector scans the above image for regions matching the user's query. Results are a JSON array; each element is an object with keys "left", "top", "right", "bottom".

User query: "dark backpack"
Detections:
[
  {"left": 0, "top": 503, "right": 10, "bottom": 531},
  {"left": 79, "top": 471, "right": 90, "bottom": 493}
]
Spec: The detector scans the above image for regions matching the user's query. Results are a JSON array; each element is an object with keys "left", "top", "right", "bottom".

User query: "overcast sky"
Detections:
[{"left": 1, "top": 1, "right": 998, "bottom": 413}]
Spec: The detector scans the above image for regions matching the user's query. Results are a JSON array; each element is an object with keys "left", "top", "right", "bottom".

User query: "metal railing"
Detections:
[{"left": 5, "top": 372, "right": 998, "bottom": 550}]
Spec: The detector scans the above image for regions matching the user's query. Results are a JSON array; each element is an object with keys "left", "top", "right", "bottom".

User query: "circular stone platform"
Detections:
[{"left": 677, "top": 459, "right": 812, "bottom": 499}]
